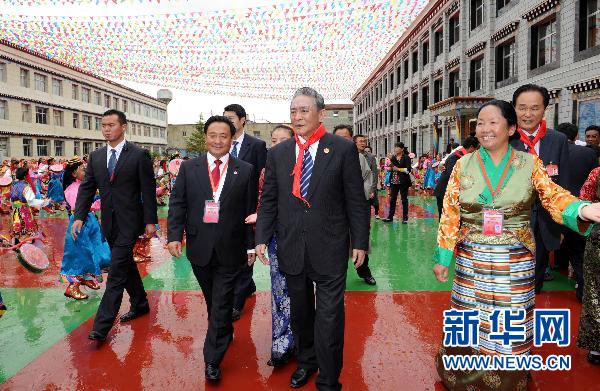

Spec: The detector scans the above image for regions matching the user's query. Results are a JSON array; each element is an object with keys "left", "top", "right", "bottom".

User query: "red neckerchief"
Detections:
[
  {"left": 455, "top": 147, "right": 468, "bottom": 158},
  {"left": 291, "top": 123, "right": 327, "bottom": 207},
  {"left": 517, "top": 120, "right": 547, "bottom": 156}
]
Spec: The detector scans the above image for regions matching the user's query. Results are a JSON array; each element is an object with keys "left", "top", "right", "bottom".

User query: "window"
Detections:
[
  {"left": 496, "top": 40, "right": 516, "bottom": 82},
  {"left": 54, "top": 140, "right": 64, "bottom": 156},
  {"left": 0, "top": 63, "right": 5, "bottom": 82},
  {"left": 412, "top": 91, "right": 418, "bottom": 115},
  {"left": 72, "top": 84, "right": 79, "bottom": 100},
  {"left": 449, "top": 70, "right": 460, "bottom": 97},
  {"left": 421, "top": 87, "right": 429, "bottom": 113},
  {"left": 144, "top": 105, "right": 150, "bottom": 117},
  {"left": 449, "top": 15, "right": 460, "bottom": 47},
  {"left": 434, "top": 79, "right": 443, "bottom": 103},
  {"left": 94, "top": 91, "right": 102, "bottom": 105},
  {"left": 53, "top": 110, "right": 64, "bottom": 126},
  {"left": 160, "top": 128, "right": 165, "bottom": 138},
  {"left": 531, "top": 19, "right": 557, "bottom": 69},
  {"left": 37, "top": 139, "right": 49, "bottom": 156},
  {"left": 182, "top": 130, "right": 187, "bottom": 137},
  {"left": 83, "top": 115, "right": 91, "bottom": 130},
  {"left": 122, "top": 100, "right": 128, "bottom": 113},
  {"left": 82, "top": 87, "right": 90, "bottom": 103},
  {"left": 83, "top": 142, "right": 92, "bottom": 155},
  {"left": 403, "top": 96, "right": 409, "bottom": 118},
  {"left": 95, "top": 142, "right": 103, "bottom": 150},
  {"left": 404, "top": 58, "right": 409, "bottom": 80},
  {"left": 104, "top": 94, "right": 111, "bottom": 108},
  {"left": 35, "top": 106, "right": 48, "bottom": 124},
  {"left": 52, "top": 78, "right": 62, "bottom": 96},
  {"left": 412, "top": 51, "right": 419, "bottom": 73},
  {"left": 20, "top": 69, "right": 30, "bottom": 88},
  {"left": 422, "top": 41, "right": 430, "bottom": 65},
  {"left": 333, "top": 110, "right": 339, "bottom": 117},
  {"left": 144, "top": 126, "right": 150, "bottom": 137},
  {"left": 34, "top": 73, "right": 47, "bottom": 92},
  {"left": 95, "top": 117, "right": 101, "bottom": 131},
  {"left": 21, "top": 103, "right": 32, "bottom": 122},
  {"left": 390, "top": 73, "right": 395, "bottom": 90},
  {"left": 23, "top": 138, "right": 32, "bottom": 157},
  {"left": 579, "top": 0, "right": 600, "bottom": 51},
  {"left": 72, "top": 113, "right": 79, "bottom": 128},
  {"left": 0, "top": 100, "right": 7, "bottom": 120},
  {"left": 397, "top": 66, "right": 402, "bottom": 85},
  {"left": 74, "top": 141, "right": 80, "bottom": 156},
  {"left": 497, "top": 0, "right": 511, "bottom": 12},
  {"left": 113, "top": 97, "right": 119, "bottom": 110},
  {"left": 470, "top": 0, "right": 484, "bottom": 30},
  {"left": 469, "top": 58, "right": 483, "bottom": 92},
  {"left": 153, "top": 127, "right": 159, "bottom": 138},
  {"left": 435, "top": 30, "right": 444, "bottom": 57}
]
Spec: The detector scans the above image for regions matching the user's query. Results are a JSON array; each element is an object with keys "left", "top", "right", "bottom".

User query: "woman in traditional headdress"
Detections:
[
  {"left": 10, "top": 167, "right": 49, "bottom": 241},
  {"left": 59, "top": 157, "right": 111, "bottom": 300},
  {"left": 46, "top": 158, "right": 66, "bottom": 209}
]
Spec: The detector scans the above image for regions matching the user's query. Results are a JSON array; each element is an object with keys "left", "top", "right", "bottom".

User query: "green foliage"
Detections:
[{"left": 186, "top": 114, "right": 206, "bottom": 153}]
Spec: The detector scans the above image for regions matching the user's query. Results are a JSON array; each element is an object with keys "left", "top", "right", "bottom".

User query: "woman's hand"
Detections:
[
  {"left": 433, "top": 264, "right": 449, "bottom": 282},
  {"left": 245, "top": 213, "right": 257, "bottom": 224},
  {"left": 580, "top": 203, "right": 600, "bottom": 222}
]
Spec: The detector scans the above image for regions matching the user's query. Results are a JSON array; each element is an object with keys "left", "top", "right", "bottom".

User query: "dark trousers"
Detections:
[
  {"left": 356, "top": 254, "right": 371, "bottom": 278},
  {"left": 534, "top": 229, "right": 551, "bottom": 294},
  {"left": 369, "top": 194, "right": 379, "bottom": 216},
  {"left": 92, "top": 227, "right": 148, "bottom": 336},
  {"left": 286, "top": 260, "right": 346, "bottom": 391},
  {"left": 387, "top": 183, "right": 409, "bottom": 221},
  {"left": 191, "top": 258, "right": 240, "bottom": 366},
  {"left": 436, "top": 196, "right": 444, "bottom": 220},
  {"left": 561, "top": 230, "right": 586, "bottom": 300},
  {"left": 233, "top": 263, "right": 256, "bottom": 311}
]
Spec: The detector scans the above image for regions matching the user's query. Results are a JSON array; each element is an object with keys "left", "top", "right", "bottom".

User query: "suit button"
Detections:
[{"left": 304, "top": 210, "right": 308, "bottom": 213}]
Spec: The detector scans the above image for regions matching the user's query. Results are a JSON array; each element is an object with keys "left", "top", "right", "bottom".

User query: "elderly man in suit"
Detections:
[
  {"left": 510, "top": 84, "right": 571, "bottom": 294},
  {"left": 73, "top": 109, "right": 157, "bottom": 341},
  {"left": 223, "top": 104, "right": 267, "bottom": 320},
  {"left": 167, "top": 116, "right": 256, "bottom": 381},
  {"left": 256, "top": 87, "right": 369, "bottom": 390}
]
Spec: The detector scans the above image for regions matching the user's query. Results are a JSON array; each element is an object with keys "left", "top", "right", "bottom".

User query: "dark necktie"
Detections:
[
  {"left": 300, "top": 149, "right": 313, "bottom": 198},
  {"left": 231, "top": 141, "right": 239, "bottom": 158},
  {"left": 211, "top": 159, "right": 222, "bottom": 188},
  {"left": 107, "top": 149, "right": 117, "bottom": 179}
]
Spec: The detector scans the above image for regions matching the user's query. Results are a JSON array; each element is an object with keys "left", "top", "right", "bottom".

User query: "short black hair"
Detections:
[
  {"left": 271, "top": 124, "right": 293, "bottom": 137},
  {"left": 394, "top": 142, "right": 405, "bottom": 149},
  {"left": 477, "top": 99, "right": 520, "bottom": 141},
  {"left": 512, "top": 84, "right": 550, "bottom": 108},
  {"left": 462, "top": 136, "right": 480, "bottom": 149},
  {"left": 585, "top": 125, "right": 600, "bottom": 134},
  {"left": 15, "top": 167, "right": 28, "bottom": 180},
  {"left": 223, "top": 104, "right": 247, "bottom": 121},
  {"left": 204, "top": 115, "right": 236, "bottom": 137},
  {"left": 352, "top": 134, "right": 366, "bottom": 143},
  {"left": 333, "top": 124, "right": 353, "bottom": 136},
  {"left": 102, "top": 109, "right": 127, "bottom": 125},
  {"left": 556, "top": 122, "right": 579, "bottom": 142}
]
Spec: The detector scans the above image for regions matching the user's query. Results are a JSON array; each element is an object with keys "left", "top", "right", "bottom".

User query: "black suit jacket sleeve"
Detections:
[
  {"left": 74, "top": 151, "right": 98, "bottom": 222},
  {"left": 256, "top": 139, "right": 267, "bottom": 175},
  {"left": 255, "top": 150, "right": 278, "bottom": 245},
  {"left": 167, "top": 160, "right": 188, "bottom": 243},
  {"left": 246, "top": 169, "right": 257, "bottom": 250},
  {"left": 557, "top": 135, "right": 571, "bottom": 191},
  {"left": 139, "top": 148, "right": 158, "bottom": 225},
  {"left": 344, "top": 146, "right": 370, "bottom": 250}
]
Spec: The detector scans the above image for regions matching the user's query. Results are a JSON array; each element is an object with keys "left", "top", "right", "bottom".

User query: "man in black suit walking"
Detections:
[
  {"left": 256, "top": 87, "right": 369, "bottom": 390},
  {"left": 167, "top": 116, "right": 256, "bottom": 381},
  {"left": 73, "top": 109, "right": 157, "bottom": 341},
  {"left": 223, "top": 104, "right": 267, "bottom": 320},
  {"left": 556, "top": 122, "right": 597, "bottom": 300},
  {"left": 510, "top": 84, "right": 571, "bottom": 293}
]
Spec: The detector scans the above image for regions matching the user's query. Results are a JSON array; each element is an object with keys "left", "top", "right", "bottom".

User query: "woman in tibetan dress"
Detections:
[
  {"left": 10, "top": 167, "right": 49, "bottom": 241},
  {"left": 433, "top": 100, "right": 600, "bottom": 390}
]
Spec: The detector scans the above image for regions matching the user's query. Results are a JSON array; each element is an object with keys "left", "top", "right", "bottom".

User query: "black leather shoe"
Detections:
[
  {"left": 382, "top": 218, "right": 393, "bottom": 223},
  {"left": 205, "top": 364, "right": 221, "bottom": 381},
  {"left": 120, "top": 306, "right": 150, "bottom": 323},
  {"left": 267, "top": 351, "right": 293, "bottom": 368},
  {"left": 363, "top": 276, "right": 377, "bottom": 286},
  {"left": 588, "top": 352, "right": 600, "bottom": 365},
  {"left": 88, "top": 330, "right": 107, "bottom": 341},
  {"left": 290, "top": 367, "right": 317, "bottom": 388},
  {"left": 232, "top": 308, "right": 241, "bottom": 321}
]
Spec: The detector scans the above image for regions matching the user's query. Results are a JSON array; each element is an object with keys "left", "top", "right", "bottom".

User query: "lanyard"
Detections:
[
  {"left": 208, "top": 159, "right": 229, "bottom": 197},
  {"left": 476, "top": 149, "right": 515, "bottom": 200}
]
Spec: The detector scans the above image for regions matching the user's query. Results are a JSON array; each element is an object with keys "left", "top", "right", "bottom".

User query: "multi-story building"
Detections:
[
  {"left": 0, "top": 39, "right": 170, "bottom": 159},
  {"left": 352, "top": 0, "right": 600, "bottom": 158},
  {"left": 323, "top": 103, "right": 354, "bottom": 132}
]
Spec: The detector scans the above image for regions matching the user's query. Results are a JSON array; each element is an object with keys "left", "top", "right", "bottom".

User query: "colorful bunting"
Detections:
[{"left": 0, "top": 0, "right": 428, "bottom": 100}]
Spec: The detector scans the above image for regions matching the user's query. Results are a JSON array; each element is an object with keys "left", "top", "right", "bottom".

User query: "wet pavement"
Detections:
[{"left": 1, "top": 196, "right": 599, "bottom": 390}]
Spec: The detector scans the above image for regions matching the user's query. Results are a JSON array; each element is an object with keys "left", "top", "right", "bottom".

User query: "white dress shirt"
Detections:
[
  {"left": 294, "top": 136, "right": 319, "bottom": 161},
  {"left": 230, "top": 132, "right": 245, "bottom": 156},
  {"left": 206, "top": 152, "right": 230, "bottom": 202},
  {"left": 106, "top": 139, "right": 127, "bottom": 167}
]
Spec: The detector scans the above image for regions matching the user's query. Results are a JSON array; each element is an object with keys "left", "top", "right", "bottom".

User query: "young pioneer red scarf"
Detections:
[
  {"left": 291, "top": 123, "right": 327, "bottom": 207},
  {"left": 517, "top": 119, "right": 547, "bottom": 156}
]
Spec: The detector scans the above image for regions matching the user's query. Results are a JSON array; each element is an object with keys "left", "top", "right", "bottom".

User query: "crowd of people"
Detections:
[{"left": 0, "top": 84, "right": 599, "bottom": 391}]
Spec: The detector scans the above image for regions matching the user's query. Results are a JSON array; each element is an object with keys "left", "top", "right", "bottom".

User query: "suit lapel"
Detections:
[
  {"left": 111, "top": 141, "right": 131, "bottom": 182},
  {"left": 237, "top": 134, "right": 251, "bottom": 161},
  {"left": 306, "top": 134, "right": 334, "bottom": 200},
  {"left": 96, "top": 147, "right": 108, "bottom": 185},
  {"left": 219, "top": 157, "right": 239, "bottom": 203},
  {"left": 194, "top": 155, "right": 213, "bottom": 200},
  {"left": 539, "top": 131, "right": 552, "bottom": 163}
]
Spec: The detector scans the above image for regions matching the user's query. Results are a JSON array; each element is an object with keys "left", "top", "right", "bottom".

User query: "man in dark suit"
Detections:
[
  {"left": 167, "top": 116, "right": 256, "bottom": 381},
  {"left": 556, "top": 122, "right": 597, "bottom": 300},
  {"left": 434, "top": 136, "right": 479, "bottom": 218},
  {"left": 256, "top": 87, "right": 369, "bottom": 390},
  {"left": 73, "top": 109, "right": 157, "bottom": 341},
  {"left": 223, "top": 104, "right": 267, "bottom": 320},
  {"left": 510, "top": 84, "right": 571, "bottom": 294}
]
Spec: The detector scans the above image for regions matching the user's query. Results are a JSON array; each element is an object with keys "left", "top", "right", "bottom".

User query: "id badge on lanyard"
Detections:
[
  {"left": 203, "top": 200, "right": 220, "bottom": 223},
  {"left": 482, "top": 209, "right": 504, "bottom": 236}
]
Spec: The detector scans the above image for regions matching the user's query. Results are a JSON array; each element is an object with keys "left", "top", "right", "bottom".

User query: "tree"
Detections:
[{"left": 186, "top": 114, "right": 206, "bottom": 154}]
